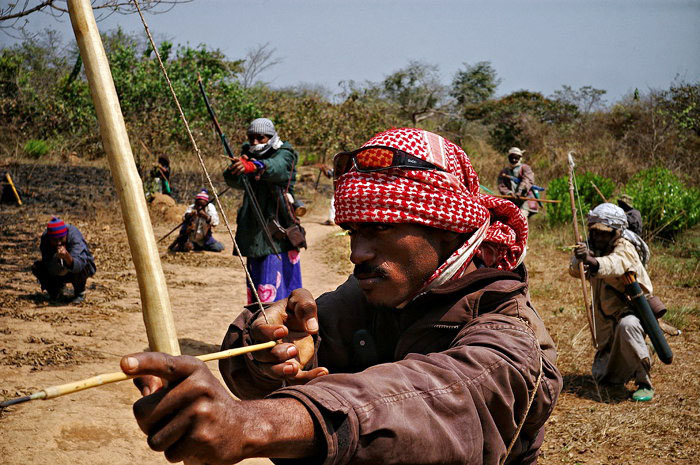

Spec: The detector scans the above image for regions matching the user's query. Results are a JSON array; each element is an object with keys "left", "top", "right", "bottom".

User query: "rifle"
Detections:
[
  {"left": 197, "top": 75, "right": 280, "bottom": 256},
  {"left": 158, "top": 186, "right": 230, "bottom": 244}
]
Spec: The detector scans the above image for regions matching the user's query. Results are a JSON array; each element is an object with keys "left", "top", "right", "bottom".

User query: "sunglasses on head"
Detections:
[{"left": 333, "top": 146, "right": 443, "bottom": 180}]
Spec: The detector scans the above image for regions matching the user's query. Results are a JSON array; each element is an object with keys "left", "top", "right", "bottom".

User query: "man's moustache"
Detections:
[{"left": 353, "top": 264, "right": 387, "bottom": 278}]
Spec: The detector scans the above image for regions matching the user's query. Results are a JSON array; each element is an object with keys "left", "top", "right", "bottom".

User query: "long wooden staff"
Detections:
[
  {"left": 590, "top": 181, "right": 608, "bottom": 203},
  {"left": 0, "top": 341, "right": 276, "bottom": 408},
  {"left": 567, "top": 152, "right": 597, "bottom": 347},
  {"left": 67, "top": 0, "right": 179, "bottom": 354},
  {"left": 5, "top": 172, "right": 22, "bottom": 205}
]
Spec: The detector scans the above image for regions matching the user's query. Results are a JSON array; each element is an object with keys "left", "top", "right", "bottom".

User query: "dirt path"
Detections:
[{"left": 0, "top": 199, "right": 347, "bottom": 465}]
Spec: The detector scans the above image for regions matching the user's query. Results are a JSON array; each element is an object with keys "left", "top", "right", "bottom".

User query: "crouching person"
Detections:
[
  {"left": 122, "top": 128, "right": 562, "bottom": 465},
  {"left": 32, "top": 217, "right": 96, "bottom": 304},
  {"left": 570, "top": 203, "right": 657, "bottom": 401}
]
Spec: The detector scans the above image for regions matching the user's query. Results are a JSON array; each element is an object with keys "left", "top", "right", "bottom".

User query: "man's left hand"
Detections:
[
  {"left": 574, "top": 242, "right": 599, "bottom": 269},
  {"left": 574, "top": 242, "right": 589, "bottom": 260},
  {"left": 229, "top": 156, "right": 258, "bottom": 176}
]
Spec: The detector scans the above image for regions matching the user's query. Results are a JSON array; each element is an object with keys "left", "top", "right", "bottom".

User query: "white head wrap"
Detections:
[
  {"left": 588, "top": 203, "right": 650, "bottom": 265},
  {"left": 247, "top": 118, "right": 283, "bottom": 155}
]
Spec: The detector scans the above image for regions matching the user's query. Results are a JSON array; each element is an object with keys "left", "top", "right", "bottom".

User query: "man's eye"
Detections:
[{"left": 373, "top": 224, "right": 392, "bottom": 232}]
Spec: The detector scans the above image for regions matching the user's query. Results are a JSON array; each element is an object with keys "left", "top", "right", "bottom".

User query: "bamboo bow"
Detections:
[{"left": 567, "top": 152, "right": 597, "bottom": 348}]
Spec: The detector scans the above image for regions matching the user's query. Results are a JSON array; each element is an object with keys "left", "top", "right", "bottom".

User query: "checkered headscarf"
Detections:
[{"left": 334, "top": 128, "right": 528, "bottom": 280}]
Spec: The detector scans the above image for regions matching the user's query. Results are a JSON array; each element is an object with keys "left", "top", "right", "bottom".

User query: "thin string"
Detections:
[
  {"left": 132, "top": 0, "right": 267, "bottom": 321},
  {"left": 572, "top": 174, "right": 589, "bottom": 244},
  {"left": 499, "top": 354, "right": 543, "bottom": 465}
]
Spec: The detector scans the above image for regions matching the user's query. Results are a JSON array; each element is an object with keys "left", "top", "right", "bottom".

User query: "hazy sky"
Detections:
[{"left": 3, "top": 0, "right": 699, "bottom": 102}]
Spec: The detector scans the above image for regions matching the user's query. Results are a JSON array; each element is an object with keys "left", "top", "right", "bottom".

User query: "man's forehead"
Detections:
[{"left": 341, "top": 221, "right": 435, "bottom": 234}]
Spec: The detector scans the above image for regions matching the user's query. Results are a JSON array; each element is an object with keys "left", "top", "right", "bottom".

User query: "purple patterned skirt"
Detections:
[{"left": 246, "top": 250, "right": 302, "bottom": 304}]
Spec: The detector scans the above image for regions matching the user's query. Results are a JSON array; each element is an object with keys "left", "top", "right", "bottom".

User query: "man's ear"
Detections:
[{"left": 437, "top": 230, "right": 467, "bottom": 258}]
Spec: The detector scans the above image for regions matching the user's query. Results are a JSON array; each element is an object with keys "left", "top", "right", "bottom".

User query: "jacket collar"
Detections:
[{"left": 406, "top": 265, "right": 529, "bottom": 324}]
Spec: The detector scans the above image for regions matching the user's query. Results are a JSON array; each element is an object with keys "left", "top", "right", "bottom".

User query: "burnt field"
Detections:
[{"left": 1, "top": 160, "right": 699, "bottom": 465}]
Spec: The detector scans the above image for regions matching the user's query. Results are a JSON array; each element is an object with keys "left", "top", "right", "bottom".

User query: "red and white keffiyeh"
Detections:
[{"left": 334, "top": 128, "right": 527, "bottom": 286}]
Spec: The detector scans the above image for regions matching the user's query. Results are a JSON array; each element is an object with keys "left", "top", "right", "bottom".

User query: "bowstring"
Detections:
[{"left": 132, "top": 0, "right": 268, "bottom": 322}]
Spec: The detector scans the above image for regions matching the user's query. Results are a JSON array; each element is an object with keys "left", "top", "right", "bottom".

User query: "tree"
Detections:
[
  {"left": 382, "top": 60, "right": 444, "bottom": 125},
  {"left": 0, "top": 1, "right": 188, "bottom": 36},
  {"left": 551, "top": 85, "right": 607, "bottom": 113},
  {"left": 450, "top": 61, "right": 501, "bottom": 106},
  {"left": 239, "top": 42, "right": 282, "bottom": 89},
  {"left": 480, "top": 90, "right": 579, "bottom": 151}
]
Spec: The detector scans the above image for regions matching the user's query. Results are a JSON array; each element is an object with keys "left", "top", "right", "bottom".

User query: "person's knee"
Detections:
[
  {"left": 209, "top": 241, "right": 225, "bottom": 252},
  {"left": 617, "top": 315, "right": 644, "bottom": 339}
]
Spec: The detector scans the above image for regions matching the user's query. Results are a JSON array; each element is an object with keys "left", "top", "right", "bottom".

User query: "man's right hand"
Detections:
[
  {"left": 122, "top": 353, "right": 320, "bottom": 464},
  {"left": 249, "top": 288, "right": 329, "bottom": 383}
]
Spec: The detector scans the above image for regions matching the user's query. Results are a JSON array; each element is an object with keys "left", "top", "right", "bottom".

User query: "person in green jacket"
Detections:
[{"left": 224, "top": 118, "right": 303, "bottom": 304}]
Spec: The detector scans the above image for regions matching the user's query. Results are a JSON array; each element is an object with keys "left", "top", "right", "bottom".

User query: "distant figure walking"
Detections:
[
  {"left": 497, "top": 147, "right": 539, "bottom": 220},
  {"left": 32, "top": 217, "right": 96, "bottom": 304}
]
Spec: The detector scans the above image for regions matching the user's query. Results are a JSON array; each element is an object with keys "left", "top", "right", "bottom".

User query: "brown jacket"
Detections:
[{"left": 220, "top": 267, "right": 562, "bottom": 465}]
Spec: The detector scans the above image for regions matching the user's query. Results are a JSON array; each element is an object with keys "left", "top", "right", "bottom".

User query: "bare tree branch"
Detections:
[
  {"left": 0, "top": 0, "right": 55, "bottom": 21},
  {"left": 240, "top": 42, "right": 283, "bottom": 89},
  {"left": 0, "top": 0, "right": 190, "bottom": 36}
]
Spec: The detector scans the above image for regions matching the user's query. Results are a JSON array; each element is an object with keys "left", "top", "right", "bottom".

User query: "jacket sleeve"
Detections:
[
  {"left": 517, "top": 164, "right": 535, "bottom": 195},
  {"left": 269, "top": 314, "right": 560, "bottom": 465},
  {"left": 66, "top": 228, "right": 91, "bottom": 274},
  {"left": 595, "top": 240, "right": 637, "bottom": 278},
  {"left": 497, "top": 169, "right": 512, "bottom": 195},
  {"left": 223, "top": 167, "right": 246, "bottom": 190},
  {"left": 207, "top": 203, "right": 220, "bottom": 226},
  {"left": 223, "top": 147, "right": 296, "bottom": 188},
  {"left": 259, "top": 148, "right": 297, "bottom": 184}
]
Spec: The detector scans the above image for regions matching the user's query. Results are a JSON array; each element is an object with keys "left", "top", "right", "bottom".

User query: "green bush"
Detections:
[
  {"left": 546, "top": 172, "right": 615, "bottom": 226},
  {"left": 625, "top": 167, "right": 700, "bottom": 238},
  {"left": 23, "top": 139, "right": 50, "bottom": 158}
]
